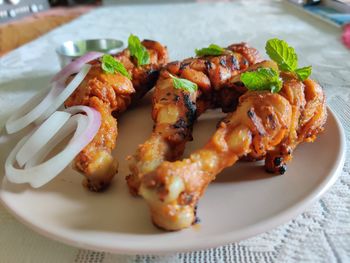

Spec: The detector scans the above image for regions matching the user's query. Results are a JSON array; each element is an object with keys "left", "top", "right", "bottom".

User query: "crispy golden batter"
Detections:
[
  {"left": 127, "top": 43, "right": 261, "bottom": 196},
  {"left": 65, "top": 40, "right": 168, "bottom": 191},
  {"left": 136, "top": 65, "right": 327, "bottom": 231}
]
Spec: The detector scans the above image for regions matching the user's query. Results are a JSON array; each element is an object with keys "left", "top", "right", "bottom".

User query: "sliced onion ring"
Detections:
[
  {"left": 5, "top": 106, "right": 101, "bottom": 188},
  {"left": 52, "top": 51, "right": 103, "bottom": 83},
  {"left": 65, "top": 105, "right": 101, "bottom": 147},
  {"left": 24, "top": 115, "right": 84, "bottom": 169},
  {"left": 4, "top": 87, "right": 51, "bottom": 133},
  {"left": 16, "top": 111, "right": 71, "bottom": 167},
  {"left": 5, "top": 64, "right": 91, "bottom": 134}
]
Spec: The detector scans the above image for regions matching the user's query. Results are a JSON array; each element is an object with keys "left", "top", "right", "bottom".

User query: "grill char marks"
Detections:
[
  {"left": 127, "top": 43, "right": 265, "bottom": 228},
  {"left": 183, "top": 93, "right": 197, "bottom": 127}
]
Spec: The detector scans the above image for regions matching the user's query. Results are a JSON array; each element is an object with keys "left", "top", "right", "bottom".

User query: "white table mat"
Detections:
[{"left": 1, "top": 1, "right": 350, "bottom": 262}]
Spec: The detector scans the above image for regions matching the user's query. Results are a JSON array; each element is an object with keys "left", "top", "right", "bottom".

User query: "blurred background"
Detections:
[{"left": 0, "top": 0, "right": 349, "bottom": 56}]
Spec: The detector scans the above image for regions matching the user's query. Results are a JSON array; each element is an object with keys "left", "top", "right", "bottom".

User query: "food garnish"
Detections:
[
  {"left": 101, "top": 54, "right": 131, "bottom": 79},
  {"left": 240, "top": 67, "right": 282, "bottom": 93},
  {"left": 52, "top": 51, "right": 103, "bottom": 83},
  {"left": 241, "top": 38, "right": 312, "bottom": 93},
  {"left": 195, "top": 44, "right": 225, "bottom": 56},
  {"left": 265, "top": 38, "right": 312, "bottom": 81},
  {"left": 6, "top": 63, "right": 93, "bottom": 133},
  {"left": 4, "top": 53, "right": 103, "bottom": 187},
  {"left": 128, "top": 34, "right": 150, "bottom": 66},
  {"left": 6, "top": 106, "right": 101, "bottom": 188},
  {"left": 169, "top": 73, "right": 198, "bottom": 93},
  {"left": 294, "top": 66, "right": 312, "bottom": 81}
]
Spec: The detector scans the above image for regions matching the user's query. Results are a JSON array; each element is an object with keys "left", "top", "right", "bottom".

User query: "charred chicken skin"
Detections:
[
  {"left": 127, "top": 43, "right": 261, "bottom": 196},
  {"left": 65, "top": 40, "right": 168, "bottom": 192},
  {"left": 137, "top": 67, "right": 327, "bottom": 230}
]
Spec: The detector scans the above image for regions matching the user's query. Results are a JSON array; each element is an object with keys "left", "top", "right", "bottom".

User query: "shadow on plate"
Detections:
[{"left": 213, "top": 161, "right": 277, "bottom": 184}]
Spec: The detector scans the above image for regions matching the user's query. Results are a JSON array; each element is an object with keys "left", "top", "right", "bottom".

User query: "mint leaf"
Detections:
[
  {"left": 128, "top": 34, "right": 150, "bottom": 66},
  {"left": 265, "top": 38, "right": 298, "bottom": 72},
  {"left": 195, "top": 44, "right": 225, "bottom": 56},
  {"left": 169, "top": 74, "right": 198, "bottom": 93},
  {"left": 101, "top": 54, "right": 131, "bottom": 79},
  {"left": 295, "top": 66, "right": 312, "bottom": 81},
  {"left": 265, "top": 38, "right": 312, "bottom": 81},
  {"left": 240, "top": 68, "right": 282, "bottom": 93}
]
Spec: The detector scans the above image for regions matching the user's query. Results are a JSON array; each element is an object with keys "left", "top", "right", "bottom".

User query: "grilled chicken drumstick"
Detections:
[
  {"left": 127, "top": 43, "right": 261, "bottom": 196},
  {"left": 65, "top": 39, "right": 168, "bottom": 191},
  {"left": 137, "top": 67, "right": 327, "bottom": 230}
]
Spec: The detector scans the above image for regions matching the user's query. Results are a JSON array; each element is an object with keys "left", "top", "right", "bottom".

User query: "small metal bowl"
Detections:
[{"left": 56, "top": 39, "right": 124, "bottom": 68}]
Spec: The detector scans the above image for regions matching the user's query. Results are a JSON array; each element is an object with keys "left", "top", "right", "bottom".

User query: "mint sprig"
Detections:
[
  {"left": 101, "top": 54, "right": 131, "bottom": 79},
  {"left": 240, "top": 39, "right": 312, "bottom": 94},
  {"left": 195, "top": 44, "right": 225, "bottom": 56},
  {"left": 265, "top": 38, "right": 312, "bottom": 81},
  {"left": 240, "top": 68, "right": 282, "bottom": 94},
  {"left": 128, "top": 34, "right": 150, "bottom": 66},
  {"left": 294, "top": 66, "right": 312, "bottom": 81},
  {"left": 169, "top": 74, "right": 198, "bottom": 93},
  {"left": 265, "top": 38, "right": 297, "bottom": 72}
]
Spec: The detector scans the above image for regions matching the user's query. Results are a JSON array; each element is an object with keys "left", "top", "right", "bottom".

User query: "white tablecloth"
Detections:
[{"left": 1, "top": 1, "right": 350, "bottom": 262}]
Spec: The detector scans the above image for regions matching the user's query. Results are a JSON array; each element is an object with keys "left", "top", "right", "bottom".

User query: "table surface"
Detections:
[
  {"left": 0, "top": 1, "right": 350, "bottom": 262},
  {"left": 0, "top": 7, "right": 92, "bottom": 57}
]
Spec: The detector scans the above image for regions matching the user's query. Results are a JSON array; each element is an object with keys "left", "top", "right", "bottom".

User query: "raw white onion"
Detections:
[
  {"left": 24, "top": 114, "right": 85, "bottom": 169},
  {"left": 5, "top": 106, "right": 101, "bottom": 188},
  {"left": 5, "top": 64, "right": 91, "bottom": 134},
  {"left": 38, "top": 64, "right": 92, "bottom": 122},
  {"left": 65, "top": 105, "right": 102, "bottom": 148},
  {"left": 5, "top": 87, "right": 52, "bottom": 133},
  {"left": 16, "top": 111, "right": 71, "bottom": 167},
  {"left": 5, "top": 53, "right": 104, "bottom": 188},
  {"left": 52, "top": 51, "right": 103, "bottom": 83}
]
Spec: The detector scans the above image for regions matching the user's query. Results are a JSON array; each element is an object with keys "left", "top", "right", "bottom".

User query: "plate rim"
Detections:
[{"left": 0, "top": 107, "right": 346, "bottom": 255}]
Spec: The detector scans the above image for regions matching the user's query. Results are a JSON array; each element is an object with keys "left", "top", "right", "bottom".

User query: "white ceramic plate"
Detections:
[{"left": 0, "top": 90, "right": 346, "bottom": 254}]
